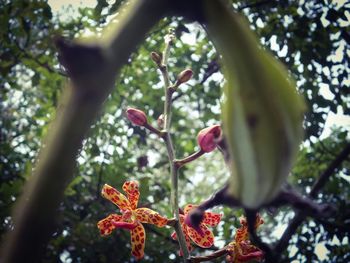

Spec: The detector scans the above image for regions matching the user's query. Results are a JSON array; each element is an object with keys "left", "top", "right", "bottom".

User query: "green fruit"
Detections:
[{"left": 204, "top": 0, "right": 305, "bottom": 208}]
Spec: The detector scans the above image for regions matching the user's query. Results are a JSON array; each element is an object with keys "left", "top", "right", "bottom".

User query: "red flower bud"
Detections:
[
  {"left": 197, "top": 125, "right": 222, "bottom": 153},
  {"left": 175, "top": 69, "right": 193, "bottom": 86},
  {"left": 126, "top": 108, "right": 148, "bottom": 126},
  {"left": 150, "top": 51, "right": 162, "bottom": 65}
]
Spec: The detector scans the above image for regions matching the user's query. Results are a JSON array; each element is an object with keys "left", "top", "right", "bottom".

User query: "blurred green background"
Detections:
[{"left": 0, "top": 0, "right": 349, "bottom": 262}]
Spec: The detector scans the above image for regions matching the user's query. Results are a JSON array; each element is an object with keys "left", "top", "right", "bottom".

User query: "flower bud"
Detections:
[
  {"left": 157, "top": 114, "right": 164, "bottom": 129},
  {"left": 150, "top": 51, "right": 162, "bottom": 65},
  {"left": 175, "top": 69, "right": 193, "bottom": 87},
  {"left": 197, "top": 125, "right": 222, "bottom": 153},
  {"left": 126, "top": 108, "right": 147, "bottom": 126}
]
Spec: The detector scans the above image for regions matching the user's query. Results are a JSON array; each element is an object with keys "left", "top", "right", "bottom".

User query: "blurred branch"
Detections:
[
  {"left": 238, "top": 0, "right": 276, "bottom": 11},
  {"left": 190, "top": 246, "right": 228, "bottom": 262},
  {"left": 245, "top": 209, "right": 275, "bottom": 262},
  {"left": 200, "top": 57, "right": 219, "bottom": 84},
  {"left": 274, "top": 143, "right": 350, "bottom": 258},
  {"left": 1, "top": 1, "right": 166, "bottom": 262}
]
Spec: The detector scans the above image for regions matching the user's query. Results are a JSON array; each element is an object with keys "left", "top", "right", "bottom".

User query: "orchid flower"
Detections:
[
  {"left": 226, "top": 214, "right": 264, "bottom": 263},
  {"left": 171, "top": 204, "right": 222, "bottom": 255},
  {"left": 97, "top": 181, "right": 168, "bottom": 260}
]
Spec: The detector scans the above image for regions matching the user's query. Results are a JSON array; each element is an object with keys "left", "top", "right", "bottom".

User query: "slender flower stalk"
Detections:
[
  {"left": 161, "top": 29, "right": 175, "bottom": 129},
  {"left": 156, "top": 29, "right": 190, "bottom": 260},
  {"left": 174, "top": 150, "right": 205, "bottom": 168}
]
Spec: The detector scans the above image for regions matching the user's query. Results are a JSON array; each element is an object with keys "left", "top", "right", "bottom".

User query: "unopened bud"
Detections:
[
  {"left": 150, "top": 51, "right": 162, "bottom": 65},
  {"left": 157, "top": 114, "right": 165, "bottom": 129},
  {"left": 126, "top": 107, "right": 148, "bottom": 126},
  {"left": 197, "top": 125, "right": 222, "bottom": 153},
  {"left": 175, "top": 69, "right": 193, "bottom": 87}
]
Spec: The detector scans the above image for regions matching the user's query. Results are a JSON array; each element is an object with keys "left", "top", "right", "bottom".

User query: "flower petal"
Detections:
[
  {"left": 254, "top": 213, "right": 264, "bottom": 229},
  {"left": 181, "top": 223, "right": 193, "bottom": 254},
  {"left": 237, "top": 241, "right": 264, "bottom": 262},
  {"left": 235, "top": 225, "right": 248, "bottom": 243},
  {"left": 130, "top": 222, "right": 146, "bottom": 260},
  {"left": 122, "top": 181, "right": 140, "bottom": 210},
  {"left": 186, "top": 223, "right": 214, "bottom": 248},
  {"left": 101, "top": 184, "right": 131, "bottom": 211},
  {"left": 172, "top": 216, "right": 193, "bottom": 255},
  {"left": 184, "top": 204, "right": 197, "bottom": 215},
  {"left": 134, "top": 208, "right": 168, "bottom": 227},
  {"left": 97, "top": 214, "right": 122, "bottom": 236},
  {"left": 203, "top": 211, "right": 222, "bottom": 226}
]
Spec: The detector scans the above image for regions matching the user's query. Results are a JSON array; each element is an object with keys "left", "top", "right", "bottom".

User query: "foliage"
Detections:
[{"left": 0, "top": 0, "right": 349, "bottom": 262}]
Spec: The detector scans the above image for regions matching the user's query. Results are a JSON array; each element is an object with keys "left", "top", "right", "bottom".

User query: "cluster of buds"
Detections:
[{"left": 126, "top": 106, "right": 222, "bottom": 154}]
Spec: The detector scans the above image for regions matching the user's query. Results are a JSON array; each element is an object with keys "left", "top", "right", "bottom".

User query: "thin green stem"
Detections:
[
  {"left": 159, "top": 31, "right": 190, "bottom": 261},
  {"left": 163, "top": 133, "right": 190, "bottom": 260},
  {"left": 161, "top": 30, "right": 175, "bottom": 129}
]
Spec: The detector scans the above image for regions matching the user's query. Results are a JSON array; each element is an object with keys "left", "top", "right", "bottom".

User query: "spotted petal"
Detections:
[
  {"left": 254, "top": 214, "right": 264, "bottom": 229},
  {"left": 203, "top": 211, "right": 222, "bottom": 226},
  {"left": 130, "top": 222, "right": 146, "bottom": 260},
  {"left": 184, "top": 204, "right": 197, "bottom": 215},
  {"left": 237, "top": 241, "right": 264, "bottom": 262},
  {"left": 172, "top": 215, "right": 193, "bottom": 255},
  {"left": 97, "top": 214, "right": 122, "bottom": 236},
  {"left": 186, "top": 223, "right": 214, "bottom": 248},
  {"left": 134, "top": 208, "right": 168, "bottom": 227},
  {"left": 122, "top": 181, "right": 140, "bottom": 210},
  {"left": 235, "top": 226, "right": 248, "bottom": 243},
  {"left": 101, "top": 184, "right": 131, "bottom": 211}
]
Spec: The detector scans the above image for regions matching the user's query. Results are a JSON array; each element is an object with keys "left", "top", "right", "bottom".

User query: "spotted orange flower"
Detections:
[
  {"left": 171, "top": 204, "right": 222, "bottom": 255},
  {"left": 97, "top": 181, "right": 168, "bottom": 260},
  {"left": 226, "top": 214, "right": 264, "bottom": 263}
]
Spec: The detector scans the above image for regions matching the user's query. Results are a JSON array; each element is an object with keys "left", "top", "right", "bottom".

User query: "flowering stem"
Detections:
[
  {"left": 174, "top": 149, "right": 205, "bottom": 168},
  {"left": 164, "top": 135, "right": 190, "bottom": 260},
  {"left": 160, "top": 30, "right": 175, "bottom": 129},
  {"left": 159, "top": 31, "right": 190, "bottom": 260}
]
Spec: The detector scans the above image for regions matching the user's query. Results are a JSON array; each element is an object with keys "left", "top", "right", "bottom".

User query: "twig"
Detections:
[
  {"left": 189, "top": 246, "right": 228, "bottom": 262},
  {"left": 197, "top": 184, "right": 240, "bottom": 211},
  {"left": 200, "top": 58, "right": 220, "bottom": 84},
  {"left": 274, "top": 143, "right": 350, "bottom": 257},
  {"left": 238, "top": 0, "right": 275, "bottom": 11},
  {"left": 144, "top": 123, "right": 164, "bottom": 137},
  {"left": 174, "top": 150, "right": 205, "bottom": 168}
]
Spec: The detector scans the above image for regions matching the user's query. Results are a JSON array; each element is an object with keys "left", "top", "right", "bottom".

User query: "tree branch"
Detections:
[
  {"left": 0, "top": 1, "right": 166, "bottom": 262},
  {"left": 238, "top": 0, "right": 276, "bottom": 11},
  {"left": 274, "top": 143, "right": 350, "bottom": 257}
]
